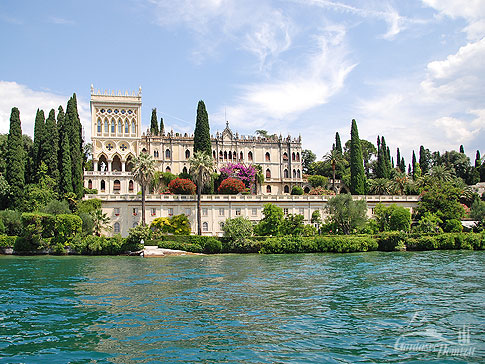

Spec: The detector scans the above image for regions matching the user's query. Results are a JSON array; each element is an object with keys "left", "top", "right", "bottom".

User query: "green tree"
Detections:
[
  {"left": 5, "top": 107, "right": 25, "bottom": 208},
  {"left": 222, "top": 216, "right": 254, "bottom": 246},
  {"left": 374, "top": 203, "right": 411, "bottom": 232},
  {"left": 150, "top": 108, "right": 159, "bottom": 135},
  {"left": 65, "top": 94, "right": 83, "bottom": 199},
  {"left": 23, "top": 162, "right": 57, "bottom": 212},
  {"left": 302, "top": 149, "right": 316, "bottom": 174},
  {"left": 419, "top": 146, "right": 431, "bottom": 175},
  {"left": 280, "top": 214, "right": 305, "bottom": 236},
  {"left": 325, "top": 193, "right": 367, "bottom": 234},
  {"left": 416, "top": 181, "right": 465, "bottom": 223},
  {"left": 160, "top": 117, "right": 165, "bottom": 135},
  {"left": 189, "top": 151, "right": 214, "bottom": 235},
  {"left": 414, "top": 212, "right": 443, "bottom": 234},
  {"left": 369, "top": 178, "right": 391, "bottom": 195},
  {"left": 334, "top": 132, "right": 342, "bottom": 155},
  {"left": 32, "top": 109, "right": 45, "bottom": 177},
  {"left": 307, "top": 175, "right": 328, "bottom": 188},
  {"left": 132, "top": 152, "right": 156, "bottom": 226},
  {"left": 43, "top": 109, "right": 60, "bottom": 187},
  {"left": 470, "top": 199, "right": 485, "bottom": 228},
  {"left": 255, "top": 203, "right": 284, "bottom": 236},
  {"left": 194, "top": 100, "right": 211, "bottom": 155},
  {"left": 0, "top": 175, "right": 10, "bottom": 210},
  {"left": 459, "top": 145, "right": 464, "bottom": 154},
  {"left": 324, "top": 149, "right": 341, "bottom": 192},
  {"left": 91, "top": 208, "right": 111, "bottom": 236},
  {"left": 57, "top": 106, "right": 73, "bottom": 195},
  {"left": 291, "top": 186, "right": 304, "bottom": 195},
  {"left": 349, "top": 119, "right": 365, "bottom": 194},
  {"left": 474, "top": 150, "right": 481, "bottom": 168},
  {"left": 376, "top": 136, "right": 390, "bottom": 179}
]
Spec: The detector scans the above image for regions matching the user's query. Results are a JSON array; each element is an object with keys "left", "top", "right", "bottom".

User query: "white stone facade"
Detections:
[{"left": 85, "top": 194, "right": 420, "bottom": 237}]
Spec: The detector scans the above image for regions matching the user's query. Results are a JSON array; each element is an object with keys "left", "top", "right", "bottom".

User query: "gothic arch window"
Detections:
[
  {"left": 266, "top": 185, "right": 272, "bottom": 193},
  {"left": 265, "top": 152, "right": 271, "bottom": 161},
  {"left": 266, "top": 169, "right": 271, "bottom": 179},
  {"left": 240, "top": 151, "right": 243, "bottom": 160},
  {"left": 131, "top": 121, "right": 136, "bottom": 134},
  {"left": 104, "top": 119, "right": 109, "bottom": 133},
  {"left": 113, "top": 179, "right": 121, "bottom": 192},
  {"left": 142, "top": 148, "right": 147, "bottom": 153},
  {"left": 283, "top": 152, "right": 288, "bottom": 161},
  {"left": 112, "top": 155, "right": 122, "bottom": 171},
  {"left": 118, "top": 120, "right": 122, "bottom": 134},
  {"left": 166, "top": 166, "right": 171, "bottom": 173},
  {"left": 125, "top": 121, "right": 129, "bottom": 134},
  {"left": 100, "top": 180, "right": 106, "bottom": 192},
  {"left": 165, "top": 149, "right": 171, "bottom": 158},
  {"left": 296, "top": 152, "right": 300, "bottom": 162},
  {"left": 202, "top": 222, "right": 208, "bottom": 232},
  {"left": 233, "top": 151, "right": 236, "bottom": 160},
  {"left": 284, "top": 169, "right": 289, "bottom": 178},
  {"left": 114, "top": 222, "right": 120, "bottom": 233},
  {"left": 213, "top": 151, "right": 216, "bottom": 159},
  {"left": 297, "top": 169, "right": 301, "bottom": 178},
  {"left": 98, "top": 155, "right": 108, "bottom": 171},
  {"left": 185, "top": 149, "right": 190, "bottom": 159},
  {"left": 292, "top": 152, "right": 296, "bottom": 161},
  {"left": 88, "top": 179, "right": 92, "bottom": 189},
  {"left": 183, "top": 166, "right": 188, "bottom": 174},
  {"left": 126, "top": 155, "right": 133, "bottom": 172},
  {"left": 129, "top": 180, "right": 134, "bottom": 192},
  {"left": 293, "top": 169, "right": 296, "bottom": 178},
  {"left": 248, "top": 151, "right": 253, "bottom": 161},
  {"left": 229, "top": 151, "right": 232, "bottom": 160},
  {"left": 284, "top": 185, "right": 290, "bottom": 193},
  {"left": 111, "top": 119, "right": 115, "bottom": 134},
  {"left": 219, "top": 151, "right": 223, "bottom": 160},
  {"left": 97, "top": 119, "right": 101, "bottom": 134},
  {"left": 224, "top": 151, "right": 227, "bottom": 160}
]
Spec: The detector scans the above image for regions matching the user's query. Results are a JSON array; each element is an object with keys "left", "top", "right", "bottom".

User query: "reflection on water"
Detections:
[{"left": 0, "top": 251, "right": 484, "bottom": 363}]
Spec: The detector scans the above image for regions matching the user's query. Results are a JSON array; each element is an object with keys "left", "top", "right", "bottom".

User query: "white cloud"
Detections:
[{"left": 0, "top": 81, "right": 90, "bottom": 142}]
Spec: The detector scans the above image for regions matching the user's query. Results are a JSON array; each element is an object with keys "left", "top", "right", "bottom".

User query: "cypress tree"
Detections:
[
  {"left": 474, "top": 150, "right": 480, "bottom": 168},
  {"left": 396, "top": 148, "right": 401, "bottom": 172},
  {"left": 376, "top": 136, "right": 388, "bottom": 178},
  {"left": 460, "top": 145, "right": 465, "bottom": 154},
  {"left": 386, "top": 145, "right": 391, "bottom": 172},
  {"left": 419, "top": 145, "right": 430, "bottom": 175},
  {"left": 335, "top": 132, "right": 342, "bottom": 155},
  {"left": 400, "top": 157, "right": 406, "bottom": 173},
  {"left": 150, "top": 108, "right": 159, "bottom": 135},
  {"left": 408, "top": 163, "right": 412, "bottom": 175},
  {"left": 194, "top": 100, "right": 212, "bottom": 155},
  {"left": 412, "top": 150, "right": 417, "bottom": 178},
  {"left": 391, "top": 157, "right": 394, "bottom": 169},
  {"left": 57, "top": 106, "right": 73, "bottom": 194},
  {"left": 43, "top": 109, "right": 60, "bottom": 185},
  {"left": 349, "top": 119, "right": 365, "bottom": 195},
  {"left": 66, "top": 94, "right": 83, "bottom": 199},
  {"left": 160, "top": 117, "right": 165, "bottom": 135},
  {"left": 5, "top": 107, "right": 25, "bottom": 208},
  {"left": 33, "top": 109, "right": 45, "bottom": 177}
]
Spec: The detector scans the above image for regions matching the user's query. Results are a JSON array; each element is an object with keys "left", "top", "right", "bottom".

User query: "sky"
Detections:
[{"left": 0, "top": 0, "right": 484, "bottom": 165}]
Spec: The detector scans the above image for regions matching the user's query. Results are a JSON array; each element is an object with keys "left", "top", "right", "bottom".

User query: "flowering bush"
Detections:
[
  {"left": 218, "top": 178, "right": 246, "bottom": 194},
  {"left": 308, "top": 186, "right": 336, "bottom": 195},
  {"left": 168, "top": 178, "right": 196, "bottom": 195},
  {"left": 220, "top": 163, "right": 257, "bottom": 188}
]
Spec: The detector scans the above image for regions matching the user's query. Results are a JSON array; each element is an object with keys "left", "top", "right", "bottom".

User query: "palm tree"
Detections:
[
  {"left": 91, "top": 208, "right": 111, "bottom": 236},
  {"left": 189, "top": 151, "right": 214, "bottom": 235},
  {"left": 254, "top": 164, "right": 264, "bottom": 195},
  {"left": 391, "top": 172, "right": 408, "bottom": 195},
  {"left": 369, "top": 178, "right": 391, "bottom": 195},
  {"left": 323, "top": 149, "right": 341, "bottom": 193},
  {"left": 428, "top": 165, "right": 453, "bottom": 184},
  {"left": 132, "top": 152, "right": 155, "bottom": 226}
]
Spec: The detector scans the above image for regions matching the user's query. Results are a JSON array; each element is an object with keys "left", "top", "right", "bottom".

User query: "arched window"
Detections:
[
  {"left": 114, "top": 222, "right": 120, "bottom": 233},
  {"left": 219, "top": 151, "right": 223, "bottom": 160},
  {"left": 98, "top": 155, "right": 108, "bottom": 171},
  {"left": 165, "top": 149, "right": 171, "bottom": 158},
  {"left": 265, "top": 152, "right": 270, "bottom": 161},
  {"left": 266, "top": 169, "right": 271, "bottom": 179},
  {"left": 284, "top": 185, "right": 290, "bottom": 193},
  {"left": 248, "top": 151, "right": 253, "bottom": 161},
  {"left": 283, "top": 152, "right": 288, "bottom": 161},
  {"left": 266, "top": 185, "right": 272, "bottom": 193},
  {"left": 166, "top": 166, "right": 171, "bottom": 173},
  {"left": 297, "top": 169, "right": 301, "bottom": 178},
  {"left": 131, "top": 121, "right": 136, "bottom": 134},
  {"left": 118, "top": 121, "right": 122, "bottom": 134},
  {"left": 125, "top": 121, "right": 129, "bottom": 134},
  {"left": 240, "top": 151, "right": 243, "bottom": 160},
  {"left": 111, "top": 119, "right": 115, "bottom": 134},
  {"left": 154, "top": 150, "right": 159, "bottom": 158},
  {"left": 126, "top": 156, "right": 133, "bottom": 172},
  {"left": 304, "top": 187, "right": 310, "bottom": 194},
  {"left": 183, "top": 166, "right": 188, "bottom": 174},
  {"left": 185, "top": 149, "right": 190, "bottom": 159},
  {"left": 129, "top": 180, "right": 134, "bottom": 192},
  {"left": 293, "top": 169, "right": 296, "bottom": 178},
  {"left": 97, "top": 119, "right": 101, "bottom": 133},
  {"left": 88, "top": 179, "right": 92, "bottom": 189},
  {"left": 202, "top": 222, "right": 208, "bottom": 232},
  {"left": 224, "top": 151, "right": 227, "bottom": 160},
  {"left": 142, "top": 148, "right": 147, "bottom": 153},
  {"left": 112, "top": 155, "right": 122, "bottom": 171},
  {"left": 104, "top": 119, "right": 109, "bottom": 133},
  {"left": 213, "top": 151, "right": 216, "bottom": 159},
  {"left": 296, "top": 152, "right": 300, "bottom": 161},
  {"left": 229, "top": 151, "right": 232, "bottom": 160},
  {"left": 233, "top": 151, "right": 236, "bottom": 160},
  {"left": 284, "top": 169, "right": 289, "bottom": 178},
  {"left": 100, "top": 180, "right": 106, "bottom": 191},
  {"left": 113, "top": 180, "right": 121, "bottom": 192},
  {"left": 292, "top": 152, "right": 295, "bottom": 161}
]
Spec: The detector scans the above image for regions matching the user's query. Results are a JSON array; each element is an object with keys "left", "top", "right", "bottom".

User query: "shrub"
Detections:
[
  {"left": 0, "top": 210, "right": 22, "bottom": 236},
  {"left": 414, "top": 212, "right": 443, "bottom": 234},
  {"left": 151, "top": 214, "right": 191, "bottom": 236},
  {"left": 307, "top": 175, "right": 328, "bottom": 188},
  {"left": 168, "top": 178, "right": 196, "bottom": 195},
  {"left": 54, "top": 214, "right": 82, "bottom": 243},
  {"left": 83, "top": 188, "right": 98, "bottom": 195},
  {"left": 154, "top": 235, "right": 223, "bottom": 254},
  {"left": 218, "top": 178, "right": 245, "bottom": 194},
  {"left": 157, "top": 240, "right": 203, "bottom": 253},
  {"left": 77, "top": 199, "right": 102, "bottom": 214},
  {"left": 44, "top": 200, "right": 71, "bottom": 215},
  {"left": 443, "top": 219, "right": 462, "bottom": 233},
  {"left": 0, "top": 235, "right": 17, "bottom": 248},
  {"left": 377, "top": 231, "right": 407, "bottom": 251},
  {"left": 223, "top": 217, "right": 253, "bottom": 250},
  {"left": 21, "top": 213, "right": 57, "bottom": 249},
  {"left": 78, "top": 212, "right": 94, "bottom": 236},
  {"left": 69, "top": 234, "right": 131, "bottom": 255},
  {"left": 389, "top": 207, "right": 411, "bottom": 232},
  {"left": 126, "top": 224, "right": 152, "bottom": 248},
  {"left": 291, "top": 186, "right": 304, "bottom": 195}
]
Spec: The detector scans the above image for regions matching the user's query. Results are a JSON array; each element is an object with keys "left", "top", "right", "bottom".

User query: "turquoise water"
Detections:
[{"left": 0, "top": 252, "right": 484, "bottom": 363}]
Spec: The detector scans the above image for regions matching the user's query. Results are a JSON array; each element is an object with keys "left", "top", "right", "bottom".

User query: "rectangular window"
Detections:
[
  {"left": 252, "top": 208, "right": 257, "bottom": 216},
  {"left": 114, "top": 208, "right": 120, "bottom": 216},
  {"left": 202, "top": 208, "right": 208, "bottom": 216},
  {"left": 185, "top": 208, "right": 191, "bottom": 216},
  {"left": 283, "top": 208, "right": 289, "bottom": 215},
  {"left": 235, "top": 208, "right": 241, "bottom": 216},
  {"left": 151, "top": 208, "right": 156, "bottom": 216},
  {"left": 168, "top": 208, "right": 173, "bottom": 217},
  {"left": 219, "top": 208, "right": 225, "bottom": 216},
  {"left": 132, "top": 208, "right": 138, "bottom": 216}
]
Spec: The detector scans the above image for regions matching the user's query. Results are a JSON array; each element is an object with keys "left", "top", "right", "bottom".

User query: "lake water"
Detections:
[{"left": 0, "top": 251, "right": 484, "bottom": 363}]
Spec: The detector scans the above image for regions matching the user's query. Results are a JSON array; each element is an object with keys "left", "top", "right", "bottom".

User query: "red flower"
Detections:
[
  {"left": 218, "top": 177, "right": 245, "bottom": 194},
  {"left": 168, "top": 178, "right": 196, "bottom": 195}
]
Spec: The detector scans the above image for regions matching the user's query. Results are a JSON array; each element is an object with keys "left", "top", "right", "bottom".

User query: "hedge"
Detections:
[{"left": 0, "top": 235, "right": 17, "bottom": 248}]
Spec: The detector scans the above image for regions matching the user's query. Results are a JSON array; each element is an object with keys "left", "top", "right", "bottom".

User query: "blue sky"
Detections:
[{"left": 0, "top": 0, "right": 484, "bottom": 164}]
